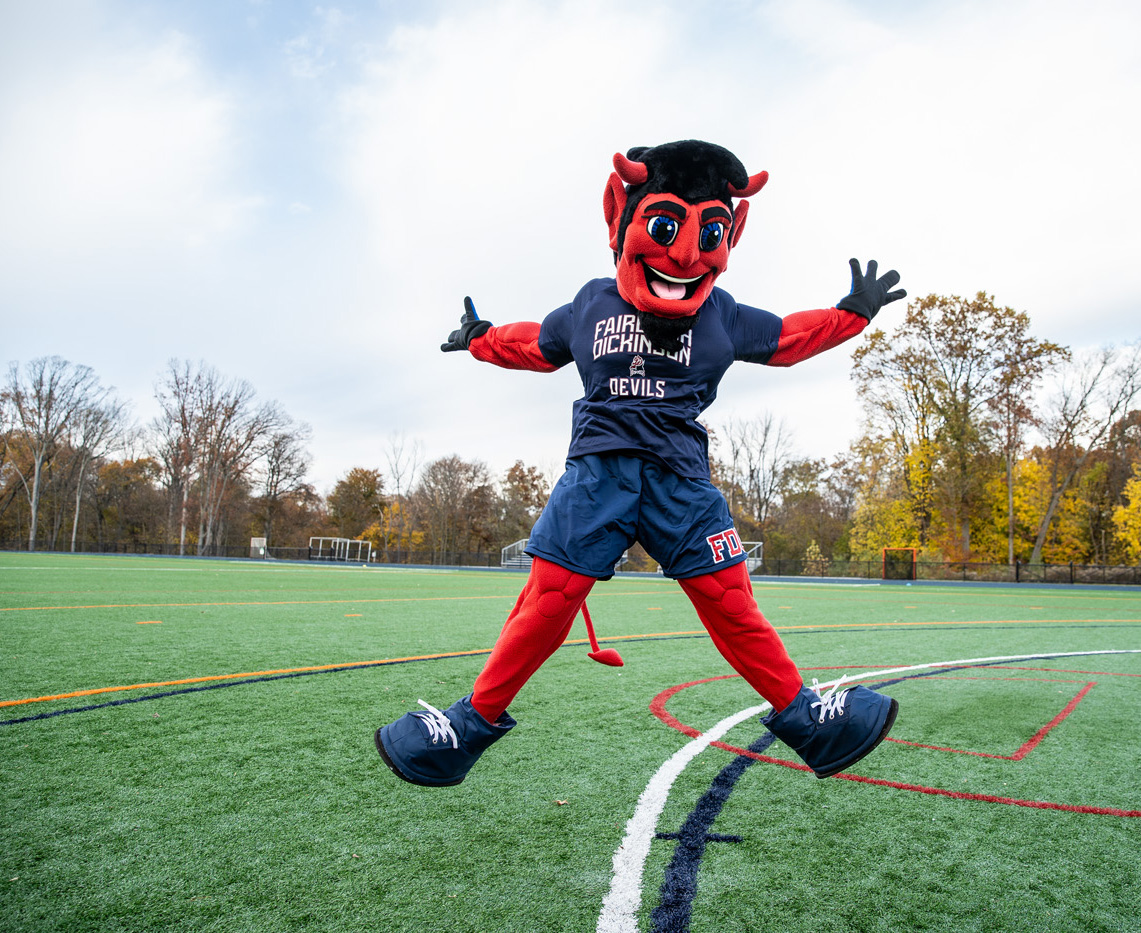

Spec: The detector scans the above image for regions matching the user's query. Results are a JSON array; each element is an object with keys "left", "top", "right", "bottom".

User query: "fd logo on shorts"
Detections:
[{"left": 706, "top": 528, "right": 744, "bottom": 562}]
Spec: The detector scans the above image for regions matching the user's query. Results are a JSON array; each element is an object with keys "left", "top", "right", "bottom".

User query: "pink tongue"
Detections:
[{"left": 650, "top": 279, "right": 686, "bottom": 300}]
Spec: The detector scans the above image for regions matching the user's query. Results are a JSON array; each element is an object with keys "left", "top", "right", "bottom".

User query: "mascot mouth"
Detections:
[{"left": 641, "top": 262, "right": 704, "bottom": 300}]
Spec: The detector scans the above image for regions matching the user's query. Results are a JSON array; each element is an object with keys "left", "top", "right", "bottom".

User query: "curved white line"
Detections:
[
  {"left": 595, "top": 649, "right": 1141, "bottom": 933},
  {"left": 595, "top": 700, "right": 768, "bottom": 933}
]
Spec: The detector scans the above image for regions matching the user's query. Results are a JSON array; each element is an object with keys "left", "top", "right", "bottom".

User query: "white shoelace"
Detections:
[
  {"left": 809, "top": 677, "right": 850, "bottom": 723},
  {"left": 413, "top": 699, "right": 459, "bottom": 749}
]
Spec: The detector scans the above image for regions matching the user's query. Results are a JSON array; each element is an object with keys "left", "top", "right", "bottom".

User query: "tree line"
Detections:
[
  {"left": 712, "top": 293, "right": 1141, "bottom": 568},
  {"left": 0, "top": 357, "right": 549, "bottom": 563},
  {"left": 3, "top": 293, "right": 1140, "bottom": 568}
]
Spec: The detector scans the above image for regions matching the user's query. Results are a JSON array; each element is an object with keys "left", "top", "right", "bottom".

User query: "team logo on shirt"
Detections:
[
  {"left": 610, "top": 375, "right": 666, "bottom": 398},
  {"left": 610, "top": 348, "right": 665, "bottom": 399},
  {"left": 592, "top": 314, "right": 693, "bottom": 365},
  {"left": 706, "top": 528, "right": 744, "bottom": 563}
]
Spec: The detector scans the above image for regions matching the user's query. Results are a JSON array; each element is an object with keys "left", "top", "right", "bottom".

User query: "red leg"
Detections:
[
  {"left": 470, "top": 557, "right": 596, "bottom": 723},
  {"left": 678, "top": 562, "right": 801, "bottom": 712}
]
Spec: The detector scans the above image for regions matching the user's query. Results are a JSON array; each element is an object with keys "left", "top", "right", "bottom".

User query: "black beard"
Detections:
[{"left": 637, "top": 309, "right": 699, "bottom": 354}]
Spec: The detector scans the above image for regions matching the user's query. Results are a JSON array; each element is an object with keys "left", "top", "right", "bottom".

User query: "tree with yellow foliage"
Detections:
[
  {"left": 1112, "top": 464, "right": 1141, "bottom": 563},
  {"left": 851, "top": 293, "right": 1064, "bottom": 561}
]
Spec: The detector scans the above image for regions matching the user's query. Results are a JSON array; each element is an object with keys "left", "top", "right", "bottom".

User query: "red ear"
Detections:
[
  {"left": 729, "top": 199, "right": 750, "bottom": 249},
  {"left": 603, "top": 171, "right": 628, "bottom": 251}
]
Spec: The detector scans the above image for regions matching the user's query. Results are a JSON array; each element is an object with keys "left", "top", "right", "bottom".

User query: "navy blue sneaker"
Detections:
[
  {"left": 762, "top": 679, "right": 898, "bottom": 778},
  {"left": 375, "top": 696, "right": 516, "bottom": 787}
]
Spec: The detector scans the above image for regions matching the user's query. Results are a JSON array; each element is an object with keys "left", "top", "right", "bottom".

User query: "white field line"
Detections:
[{"left": 596, "top": 649, "right": 1141, "bottom": 933}]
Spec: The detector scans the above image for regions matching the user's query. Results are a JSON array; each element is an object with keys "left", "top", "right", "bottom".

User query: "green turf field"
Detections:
[{"left": 2, "top": 552, "right": 1139, "bottom": 932}]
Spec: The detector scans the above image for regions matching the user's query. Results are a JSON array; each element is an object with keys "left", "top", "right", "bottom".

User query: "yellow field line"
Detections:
[
  {"left": 3, "top": 616, "right": 1136, "bottom": 710},
  {"left": 0, "top": 591, "right": 668, "bottom": 612},
  {"left": 0, "top": 650, "right": 496, "bottom": 708},
  {"left": 0, "top": 595, "right": 514, "bottom": 612}
]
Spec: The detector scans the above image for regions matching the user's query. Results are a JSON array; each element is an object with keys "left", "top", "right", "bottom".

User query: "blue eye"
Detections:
[
  {"left": 700, "top": 222, "right": 725, "bottom": 251},
  {"left": 646, "top": 215, "right": 678, "bottom": 246}
]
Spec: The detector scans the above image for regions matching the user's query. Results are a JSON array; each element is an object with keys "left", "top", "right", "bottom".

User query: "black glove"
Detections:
[
  {"left": 441, "top": 296, "right": 492, "bottom": 352},
  {"left": 835, "top": 258, "right": 906, "bottom": 321}
]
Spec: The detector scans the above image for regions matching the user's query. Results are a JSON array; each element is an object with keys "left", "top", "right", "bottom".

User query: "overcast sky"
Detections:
[{"left": 3, "top": 0, "right": 1139, "bottom": 494}]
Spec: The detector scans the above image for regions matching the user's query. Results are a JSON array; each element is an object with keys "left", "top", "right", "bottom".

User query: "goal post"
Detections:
[
  {"left": 309, "top": 537, "right": 373, "bottom": 563},
  {"left": 882, "top": 547, "right": 917, "bottom": 581}
]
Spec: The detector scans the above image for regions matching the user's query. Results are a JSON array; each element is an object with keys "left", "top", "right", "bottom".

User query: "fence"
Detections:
[
  {"left": 0, "top": 540, "right": 503, "bottom": 568},
  {"left": 3, "top": 540, "right": 1140, "bottom": 585},
  {"left": 752, "top": 557, "right": 1141, "bottom": 586}
]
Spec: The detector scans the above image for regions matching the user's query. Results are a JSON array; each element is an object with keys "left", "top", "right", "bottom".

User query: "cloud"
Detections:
[
  {"left": 0, "top": 16, "right": 258, "bottom": 273},
  {"left": 293, "top": 0, "right": 1141, "bottom": 483},
  {"left": 745, "top": 0, "right": 1141, "bottom": 341},
  {"left": 283, "top": 6, "right": 354, "bottom": 79},
  {"left": 0, "top": 4, "right": 274, "bottom": 456},
  {"left": 3, "top": 0, "right": 1139, "bottom": 496},
  {"left": 325, "top": 1, "right": 695, "bottom": 474}
]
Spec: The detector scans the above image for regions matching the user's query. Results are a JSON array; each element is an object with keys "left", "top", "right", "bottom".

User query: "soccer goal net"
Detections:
[
  {"left": 309, "top": 537, "right": 373, "bottom": 563},
  {"left": 882, "top": 547, "right": 917, "bottom": 581}
]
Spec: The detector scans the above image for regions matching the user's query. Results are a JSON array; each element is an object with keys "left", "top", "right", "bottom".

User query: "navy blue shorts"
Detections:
[{"left": 526, "top": 454, "right": 748, "bottom": 580}]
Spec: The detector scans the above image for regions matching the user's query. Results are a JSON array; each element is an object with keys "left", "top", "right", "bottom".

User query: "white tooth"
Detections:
[{"left": 647, "top": 266, "right": 701, "bottom": 284}]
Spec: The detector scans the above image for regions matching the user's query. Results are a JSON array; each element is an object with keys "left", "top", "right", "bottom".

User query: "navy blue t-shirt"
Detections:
[{"left": 537, "top": 278, "right": 784, "bottom": 480}]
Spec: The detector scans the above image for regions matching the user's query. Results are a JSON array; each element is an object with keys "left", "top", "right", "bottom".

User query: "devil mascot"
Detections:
[{"left": 376, "top": 140, "right": 904, "bottom": 787}]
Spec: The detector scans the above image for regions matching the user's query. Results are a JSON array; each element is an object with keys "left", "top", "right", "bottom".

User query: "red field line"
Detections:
[
  {"left": 885, "top": 681, "right": 1096, "bottom": 759},
  {"left": 651, "top": 675, "right": 1141, "bottom": 818}
]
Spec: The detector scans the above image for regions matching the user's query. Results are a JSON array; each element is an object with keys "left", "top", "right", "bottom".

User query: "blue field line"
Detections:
[
  {"left": 5, "top": 627, "right": 1136, "bottom": 727},
  {"left": 646, "top": 653, "right": 1124, "bottom": 933},
  {"left": 0, "top": 634, "right": 707, "bottom": 726},
  {"left": 1, "top": 664, "right": 383, "bottom": 725},
  {"left": 651, "top": 731, "right": 775, "bottom": 932}
]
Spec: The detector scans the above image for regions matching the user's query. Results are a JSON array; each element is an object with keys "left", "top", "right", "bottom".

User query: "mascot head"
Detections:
[{"left": 603, "top": 140, "right": 768, "bottom": 330}]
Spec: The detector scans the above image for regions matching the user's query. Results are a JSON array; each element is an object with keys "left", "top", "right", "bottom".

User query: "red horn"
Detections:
[
  {"left": 728, "top": 170, "right": 769, "bottom": 198},
  {"left": 612, "top": 152, "right": 649, "bottom": 186}
]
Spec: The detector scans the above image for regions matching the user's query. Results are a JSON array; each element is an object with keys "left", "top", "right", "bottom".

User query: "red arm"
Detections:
[
  {"left": 767, "top": 307, "right": 868, "bottom": 367},
  {"left": 469, "top": 322, "right": 560, "bottom": 373}
]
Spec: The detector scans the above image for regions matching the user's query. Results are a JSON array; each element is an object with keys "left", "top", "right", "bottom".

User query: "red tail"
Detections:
[{"left": 581, "top": 603, "right": 623, "bottom": 667}]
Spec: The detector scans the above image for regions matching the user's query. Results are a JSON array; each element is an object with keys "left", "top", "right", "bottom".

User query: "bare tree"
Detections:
[
  {"left": 152, "top": 360, "right": 204, "bottom": 554},
  {"left": 413, "top": 455, "right": 494, "bottom": 562},
  {"left": 152, "top": 360, "right": 290, "bottom": 555},
  {"left": 718, "top": 414, "right": 792, "bottom": 536},
  {"left": 1029, "top": 342, "right": 1141, "bottom": 563},
  {"left": 0, "top": 390, "right": 16, "bottom": 524},
  {"left": 382, "top": 433, "right": 422, "bottom": 561},
  {"left": 256, "top": 419, "right": 313, "bottom": 544},
  {"left": 195, "top": 378, "right": 287, "bottom": 556},
  {"left": 3, "top": 357, "right": 104, "bottom": 550},
  {"left": 67, "top": 395, "right": 130, "bottom": 551}
]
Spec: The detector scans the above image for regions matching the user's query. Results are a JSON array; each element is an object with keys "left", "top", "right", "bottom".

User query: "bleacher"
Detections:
[{"left": 500, "top": 538, "right": 628, "bottom": 572}]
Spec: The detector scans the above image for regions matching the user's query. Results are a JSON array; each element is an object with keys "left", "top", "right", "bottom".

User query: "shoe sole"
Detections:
[
  {"left": 814, "top": 697, "right": 899, "bottom": 779},
  {"left": 374, "top": 728, "right": 465, "bottom": 787}
]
